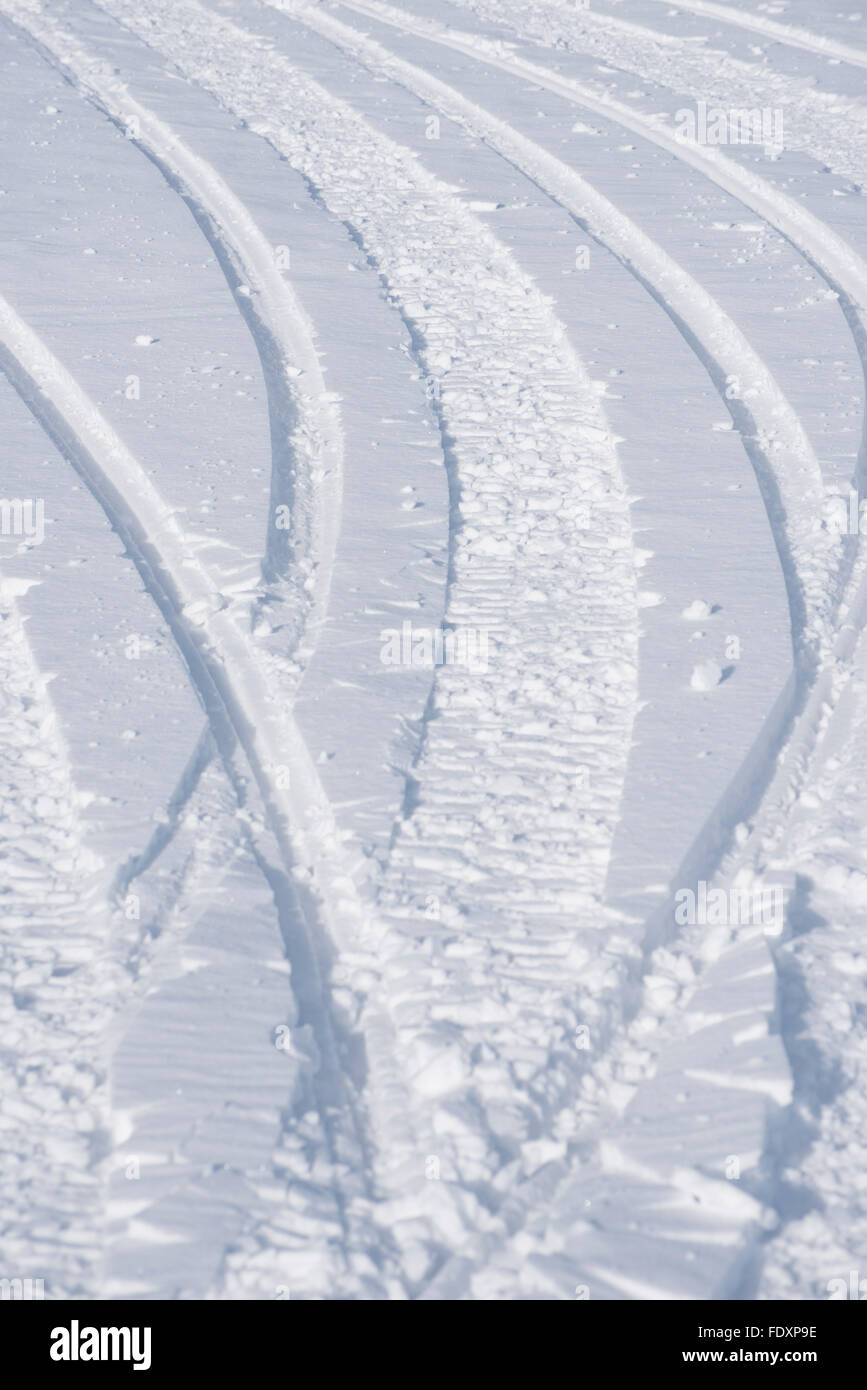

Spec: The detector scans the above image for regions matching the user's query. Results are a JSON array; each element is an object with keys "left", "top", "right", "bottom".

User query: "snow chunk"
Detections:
[
  {"left": 682, "top": 599, "right": 712, "bottom": 620},
  {"left": 690, "top": 660, "right": 723, "bottom": 691}
]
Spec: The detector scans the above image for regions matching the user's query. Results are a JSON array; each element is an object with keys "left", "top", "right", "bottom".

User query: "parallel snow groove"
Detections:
[
  {"left": 642, "top": 0, "right": 867, "bottom": 70},
  {"left": 0, "top": 293, "right": 409, "bottom": 1295},
  {"left": 89, "top": 0, "right": 643, "bottom": 1277},
  {"left": 0, "top": 568, "right": 115, "bottom": 1298},
  {"left": 1, "top": 0, "right": 344, "bottom": 656},
  {"left": 282, "top": 0, "right": 833, "bottom": 650}
]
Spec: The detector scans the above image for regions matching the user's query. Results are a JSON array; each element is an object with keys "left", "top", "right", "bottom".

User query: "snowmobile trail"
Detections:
[{"left": 237, "top": 0, "right": 817, "bottom": 1286}]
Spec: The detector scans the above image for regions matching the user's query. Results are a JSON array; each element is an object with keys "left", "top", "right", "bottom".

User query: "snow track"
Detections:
[
  {"left": 1, "top": 0, "right": 428, "bottom": 1294},
  {"left": 361, "top": 0, "right": 867, "bottom": 1291},
  {"left": 321, "top": 0, "right": 867, "bottom": 661},
  {"left": 2, "top": 0, "right": 866, "bottom": 1300},
  {"left": 333, "top": 1, "right": 867, "bottom": 348}
]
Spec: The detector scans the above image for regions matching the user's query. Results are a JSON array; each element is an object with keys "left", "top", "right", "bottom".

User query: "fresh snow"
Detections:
[{"left": 0, "top": 0, "right": 866, "bottom": 1301}]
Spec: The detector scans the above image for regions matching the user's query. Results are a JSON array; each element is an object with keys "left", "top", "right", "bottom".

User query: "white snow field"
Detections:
[{"left": 0, "top": 0, "right": 865, "bottom": 1302}]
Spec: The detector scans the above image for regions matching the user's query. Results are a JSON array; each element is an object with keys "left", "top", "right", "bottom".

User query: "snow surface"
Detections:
[{"left": 0, "top": 0, "right": 865, "bottom": 1300}]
